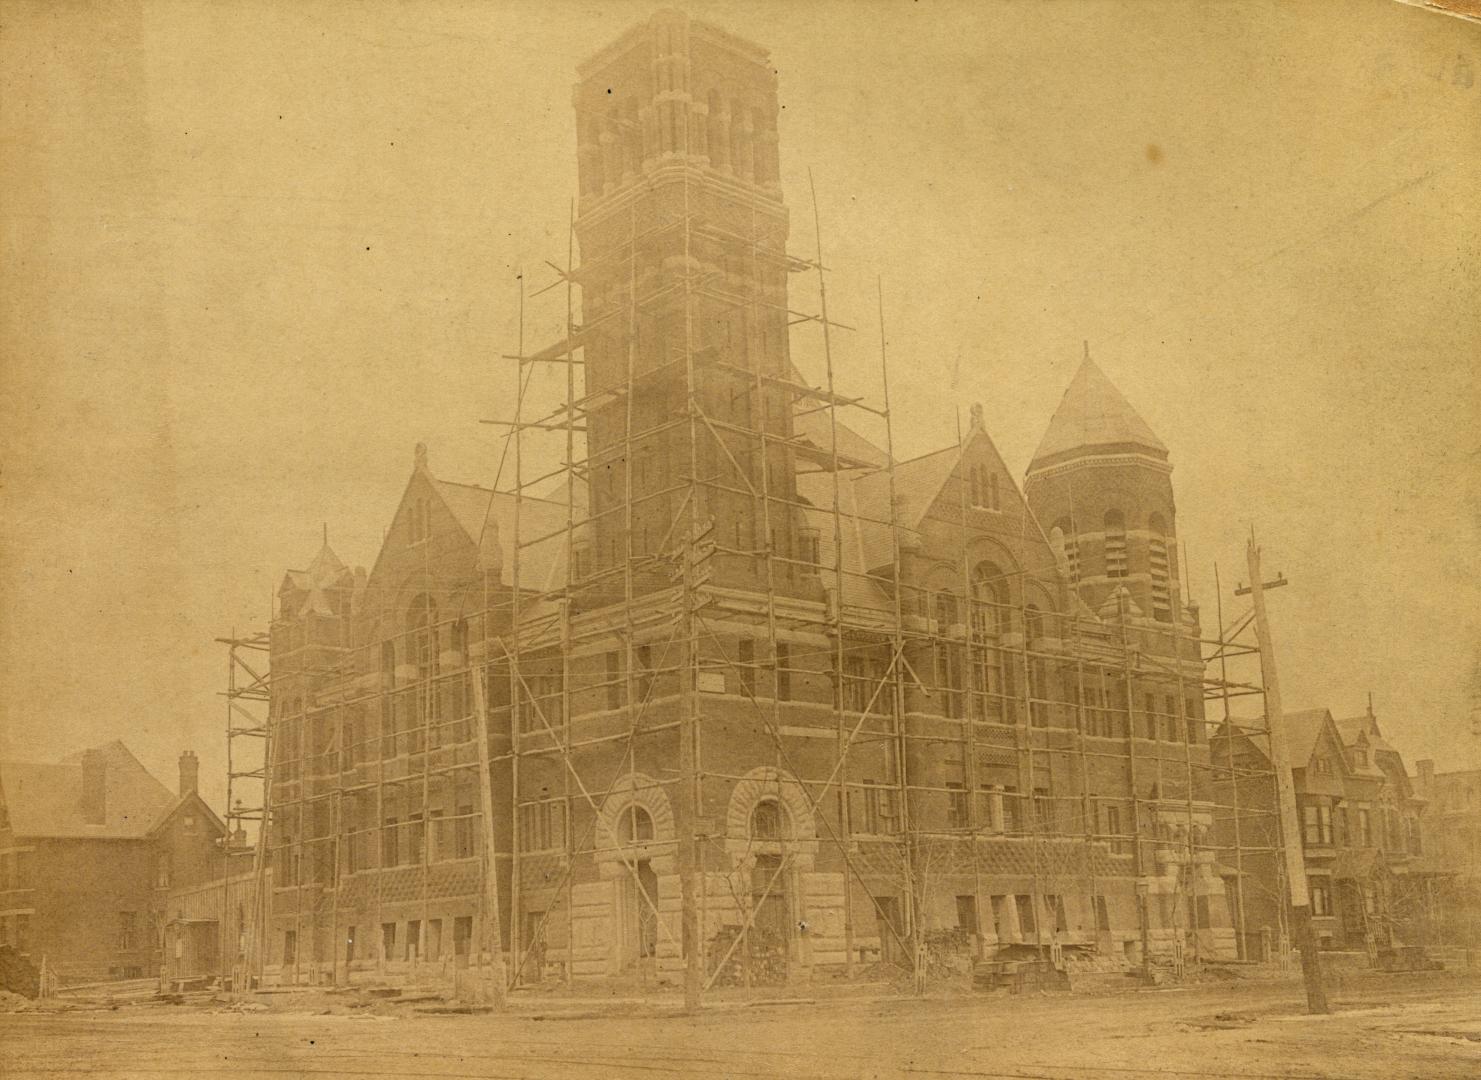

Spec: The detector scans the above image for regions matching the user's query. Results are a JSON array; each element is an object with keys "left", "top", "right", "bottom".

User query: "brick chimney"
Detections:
[
  {"left": 1416, "top": 758, "right": 1435, "bottom": 795},
  {"left": 80, "top": 748, "right": 106, "bottom": 825},
  {"left": 179, "top": 750, "right": 199, "bottom": 798}
]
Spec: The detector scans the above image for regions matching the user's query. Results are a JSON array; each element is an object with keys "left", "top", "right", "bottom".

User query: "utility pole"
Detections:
[
  {"left": 1240, "top": 535, "right": 1329, "bottom": 1013},
  {"left": 471, "top": 672, "right": 507, "bottom": 1010}
]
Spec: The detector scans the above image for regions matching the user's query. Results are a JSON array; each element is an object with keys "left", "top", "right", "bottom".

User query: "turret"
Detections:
[{"left": 1024, "top": 347, "right": 1180, "bottom": 624}]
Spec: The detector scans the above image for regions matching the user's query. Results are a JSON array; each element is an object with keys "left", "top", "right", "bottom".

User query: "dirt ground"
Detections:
[{"left": 2, "top": 971, "right": 1479, "bottom": 1079}]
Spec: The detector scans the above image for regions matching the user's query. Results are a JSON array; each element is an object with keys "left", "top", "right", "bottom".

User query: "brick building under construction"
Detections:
[{"left": 243, "top": 11, "right": 1283, "bottom": 993}]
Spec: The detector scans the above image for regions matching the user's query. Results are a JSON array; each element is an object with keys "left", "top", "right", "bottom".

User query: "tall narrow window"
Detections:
[
  {"left": 636, "top": 644, "right": 655, "bottom": 702},
  {"left": 1148, "top": 512, "right": 1172, "bottom": 621},
  {"left": 605, "top": 651, "right": 624, "bottom": 711},
  {"left": 1051, "top": 518, "right": 1080, "bottom": 583},
  {"left": 970, "top": 563, "right": 1012, "bottom": 723},
  {"left": 1104, "top": 510, "right": 1128, "bottom": 579},
  {"left": 738, "top": 638, "right": 755, "bottom": 696},
  {"left": 775, "top": 642, "right": 792, "bottom": 701},
  {"left": 946, "top": 781, "right": 969, "bottom": 830}
]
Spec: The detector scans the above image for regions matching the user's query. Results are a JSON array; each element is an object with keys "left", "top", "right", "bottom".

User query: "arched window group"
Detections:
[{"left": 968, "top": 464, "right": 1000, "bottom": 511}]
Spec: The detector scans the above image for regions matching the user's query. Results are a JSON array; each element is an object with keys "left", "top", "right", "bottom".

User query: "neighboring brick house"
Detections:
[
  {"left": 1410, "top": 760, "right": 1481, "bottom": 947},
  {"left": 0, "top": 742, "right": 222, "bottom": 983},
  {"left": 151, "top": 751, "right": 257, "bottom": 986},
  {"left": 1213, "top": 706, "right": 1430, "bottom": 958}
]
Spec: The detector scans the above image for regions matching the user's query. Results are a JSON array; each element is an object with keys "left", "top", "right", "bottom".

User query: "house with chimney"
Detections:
[{"left": 0, "top": 742, "right": 221, "bottom": 983}]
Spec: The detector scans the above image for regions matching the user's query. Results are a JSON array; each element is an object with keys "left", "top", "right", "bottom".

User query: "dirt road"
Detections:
[{"left": 3, "top": 974, "right": 1478, "bottom": 1079}]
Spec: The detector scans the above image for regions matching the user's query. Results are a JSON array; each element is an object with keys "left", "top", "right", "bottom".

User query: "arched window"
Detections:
[
  {"left": 729, "top": 97, "right": 745, "bottom": 175},
  {"left": 406, "top": 594, "right": 440, "bottom": 747},
  {"left": 705, "top": 90, "right": 721, "bottom": 161},
  {"left": 1025, "top": 605, "right": 1044, "bottom": 641},
  {"left": 623, "top": 100, "right": 642, "bottom": 175},
  {"left": 987, "top": 472, "right": 1000, "bottom": 511},
  {"left": 970, "top": 562, "right": 1014, "bottom": 723},
  {"left": 1147, "top": 512, "right": 1172, "bottom": 622},
  {"left": 409, "top": 497, "right": 431, "bottom": 543},
  {"left": 750, "top": 107, "right": 768, "bottom": 179},
  {"left": 1050, "top": 518, "right": 1079, "bottom": 582},
  {"left": 618, "top": 804, "right": 654, "bottom": 845},
  {"left": 1103, "top": 510, "right": 1128, "bottom": 579},
  {"left": 971, "top": 562, "right": 1007, "bottom": 637},
  {"left": 969, "top": 464, "right": 987, "bottom": 508},
  {"left": 407, "top": 595, "right": 439, "bottom": 677},
  {"left": 1025, "top": 606, "right": 1048, "bottom": 726},
  {"left": 750, "top": 798, "right": 789, "bottom": 842}
]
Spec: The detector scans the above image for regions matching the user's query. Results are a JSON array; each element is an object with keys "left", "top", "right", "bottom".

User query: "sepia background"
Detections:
[{"left": 2, "top": 0, "right": 1478, "bottom": 813}]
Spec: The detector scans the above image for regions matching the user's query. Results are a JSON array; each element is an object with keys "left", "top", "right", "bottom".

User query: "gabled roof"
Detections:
[
  {"left": 147, "top": 789, "right": 227, "bottom": 839},
  {"left": 280, "top": 537, "right": 353, "bottom": 617},
  {"left": 0, "top": 741, "right": 175, "bottom": 840},
  {"left": 363, "top": 450, "right": 578, "bottom": 596},
  {"left": 1336, "top": 711, "right": 1396, "bottom": 755},
  {"left": 1030, "top": 351, "right": 1168, "bottom": 470},
  {"left": 1282, "top": 708, "right": 1334, "bottom": 770}
]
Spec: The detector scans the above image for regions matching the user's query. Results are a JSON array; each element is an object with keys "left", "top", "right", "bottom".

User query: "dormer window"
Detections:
[{"left": 1352, "top": 748, "right": 1368, "bottom": 768}]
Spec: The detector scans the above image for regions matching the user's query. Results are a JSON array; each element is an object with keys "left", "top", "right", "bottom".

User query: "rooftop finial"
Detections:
[
  {"left": 414, "top": 442, "right": 429, "bottom": 471},
  {"left": 1083, "top": 339, "right": 1090, "bottom": 363}
]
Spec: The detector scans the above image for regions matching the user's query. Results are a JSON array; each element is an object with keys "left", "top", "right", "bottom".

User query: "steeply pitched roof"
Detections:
[
  {"left": 1282, "top": 708, "right": 1332, "bottom": 769},
  {"left": 281, "top": 538, "right": 353, "bottom": 617},
  {"left": 792, "top": 407, "right": 891, "bottom": 471},
  {"left": 0, "top": 741, "right": 175, "bottom": 840},
  {"left": 1336, "top": 712, "right": 1396, "bottom": 754},
  {"left": 1030, "top": 353, "right": 1168, "bottom": 469},
  {"left": 429, "top": 476, "right": 574, "bottom": 593},
  {"left": 147, "top": 789, "right": 227, "bottom": 838}
]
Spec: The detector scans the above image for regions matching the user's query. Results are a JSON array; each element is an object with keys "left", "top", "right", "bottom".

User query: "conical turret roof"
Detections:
[{"left": 1030, "top": 351, "right": 1168, "bottom": 469}]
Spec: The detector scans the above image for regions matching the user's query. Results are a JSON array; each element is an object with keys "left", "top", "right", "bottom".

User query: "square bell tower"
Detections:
[{"left": 572, "top": 11, "right": 810, "bottom": 602}]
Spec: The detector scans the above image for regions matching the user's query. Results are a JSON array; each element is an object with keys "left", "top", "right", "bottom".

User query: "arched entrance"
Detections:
[
  {"left": 748, "top": 798, "right": 792, "bottom": 982},
  {"left": 619, "top": 805, "right": 659, "bottom": 966}
]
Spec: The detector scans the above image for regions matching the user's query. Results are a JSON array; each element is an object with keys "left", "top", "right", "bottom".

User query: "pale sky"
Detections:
[{"left": 3, "top": 0, "right": 1478, "bottom": 812}]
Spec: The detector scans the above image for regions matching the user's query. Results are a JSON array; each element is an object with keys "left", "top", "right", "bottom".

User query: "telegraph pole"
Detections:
[
  {"left": 1240, "top": 534, "right": 1329, "bottom": 1013},
  {"left": 678, "top": 517, "right": 713, "bottom": 1013},
  {"left": 471, "top": 673, "right": 507, "bottom": 1010}
]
